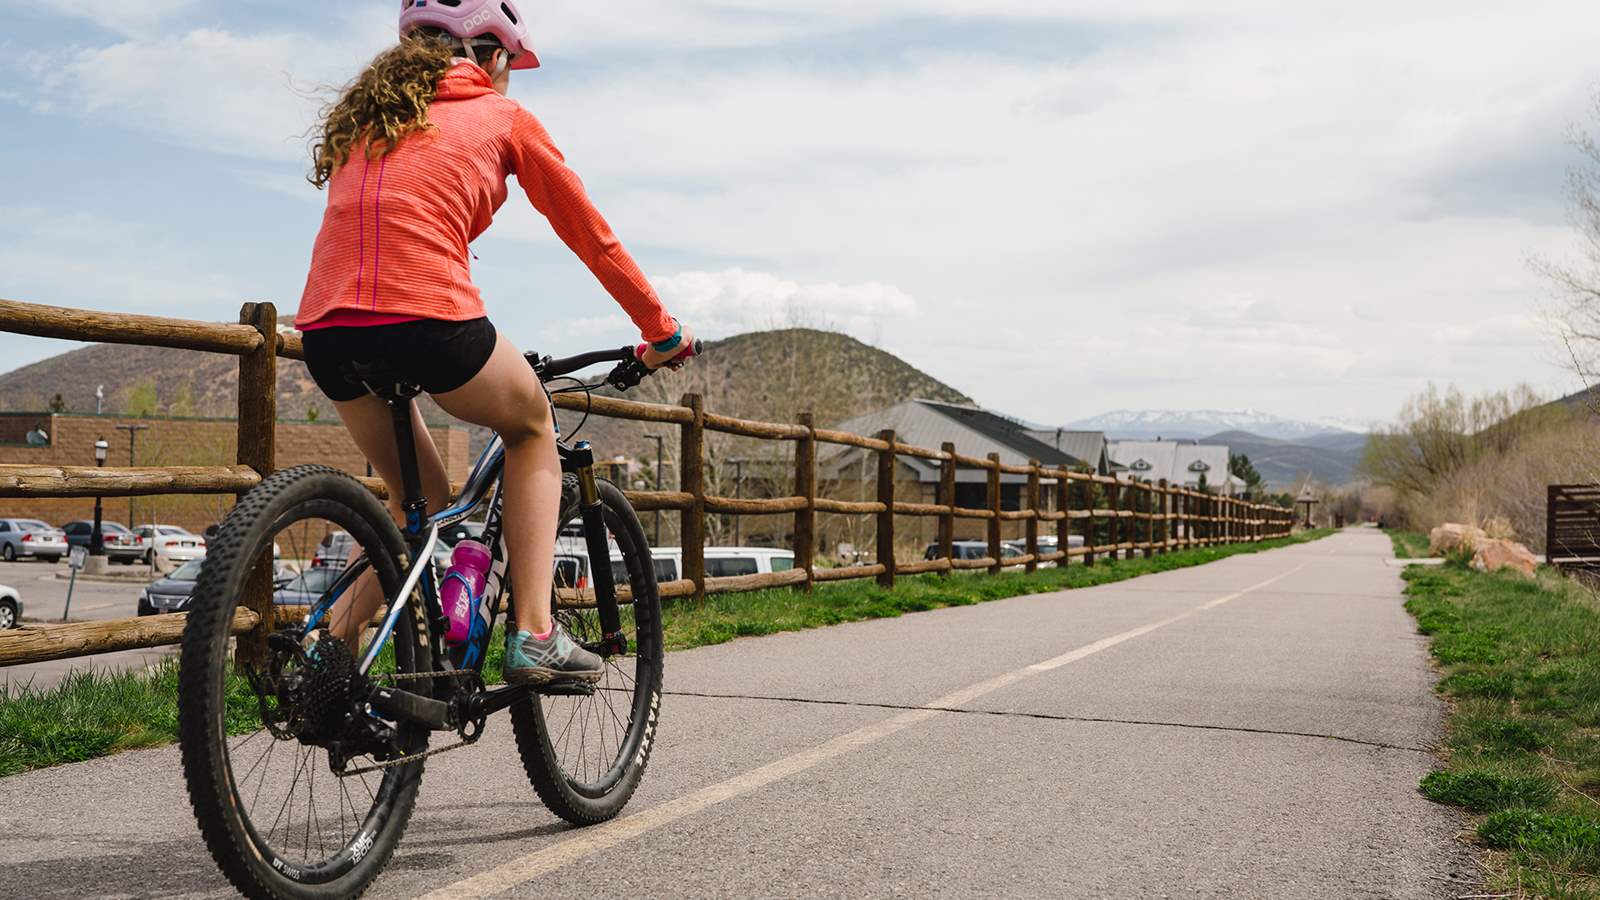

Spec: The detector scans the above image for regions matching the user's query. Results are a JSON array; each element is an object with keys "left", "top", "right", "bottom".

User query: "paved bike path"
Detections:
[{"left": 0, "top": 530, "right": 1476, "bottom": 898}]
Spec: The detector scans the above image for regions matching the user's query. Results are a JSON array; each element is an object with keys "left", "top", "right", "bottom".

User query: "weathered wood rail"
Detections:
[{"left": 0, "top": 299, "right": 1294, "bottom": 669}]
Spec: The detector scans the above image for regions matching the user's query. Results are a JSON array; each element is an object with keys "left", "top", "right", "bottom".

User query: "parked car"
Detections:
[
  {"left": 62, "top": 520, "right": 143, "bottom": 563},
  {"left": 133, "top": 524, "right": 206, "bottom": 566},
  {"left": 0, "top": 518, "right": 68, "bottom": 562},
  {"left": 636, "top": 547, "right": 795, "bottom": 582},
  {"left": 139, "top": 558, "right": 204, "bottom": 616},
  {"left": 923, "top": 540, "right": 1025, "bottom": 561},
  {"left": 274, "top": 566, "right": 345, "bottom": 608},
  {"left": 141, "top": 559, "right": 298, "bottom": 616},
  {"left": 311, "top": 532, "right": 356, "bottom": 569},
  {"left": 0, "top": 584, "right": 21, "bottom": 629},
  {"left": 1002, "top": 535, "right": 1085, "bottom": 556}
]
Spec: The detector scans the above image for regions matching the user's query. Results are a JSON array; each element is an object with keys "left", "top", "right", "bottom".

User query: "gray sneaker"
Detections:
[{"left": 504, "top": 624, "right": 604, "bottom": 685}]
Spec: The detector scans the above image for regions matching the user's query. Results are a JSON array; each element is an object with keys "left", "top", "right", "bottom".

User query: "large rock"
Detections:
[
  {"left": 1430, "top": 523, "right": 1488, "bottom": 556},
  {"left": 1471, "top": 539, "right": 1538, "bottom": 579}
]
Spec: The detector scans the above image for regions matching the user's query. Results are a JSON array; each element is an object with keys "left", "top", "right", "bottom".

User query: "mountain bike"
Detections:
[{"left": 177, "top": 342, "right": 695, "bottom": 899}]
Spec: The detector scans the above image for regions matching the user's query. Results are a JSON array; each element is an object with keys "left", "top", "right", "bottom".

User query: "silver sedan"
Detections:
[{"left": 0, "top": 519, "right": 68, "bottom": 563}]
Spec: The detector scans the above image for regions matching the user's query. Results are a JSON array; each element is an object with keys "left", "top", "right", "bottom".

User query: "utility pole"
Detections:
[
  {"left": 116, "top": 423, "right": 150, "bottom": 527},
  {"left": 646, "top": 433, "right": 665, "bottom": 546}
]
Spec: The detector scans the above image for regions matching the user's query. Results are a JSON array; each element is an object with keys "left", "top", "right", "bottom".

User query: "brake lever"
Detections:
[
  {"left": 606, "top": 339, "right": 702, "bottom": 392},
  {"left": 605, "top": 354, "right": 652, "bottom": 392}
]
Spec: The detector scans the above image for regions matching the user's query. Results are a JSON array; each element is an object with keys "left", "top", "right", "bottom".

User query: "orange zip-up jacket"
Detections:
[{"left": 296, "top": 63, "right": 675, "bottom": 343}]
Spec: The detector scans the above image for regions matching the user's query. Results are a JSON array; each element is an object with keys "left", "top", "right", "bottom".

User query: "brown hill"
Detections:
[{"left": 0, "top": 327, "right": 970, "bottom": 462}]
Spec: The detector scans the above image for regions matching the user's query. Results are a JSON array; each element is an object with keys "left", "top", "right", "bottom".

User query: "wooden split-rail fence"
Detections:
[{"left": 0, "top": 300, "right": 1295, "bottom": 670}]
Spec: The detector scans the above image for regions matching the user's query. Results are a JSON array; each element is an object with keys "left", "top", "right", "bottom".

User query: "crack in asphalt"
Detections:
[{"left": 663, "top": 688, "right": 1433, "bottom": 754}]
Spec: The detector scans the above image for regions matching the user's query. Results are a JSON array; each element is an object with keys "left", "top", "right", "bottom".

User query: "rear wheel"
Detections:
[
  {"left": 511, "top": 475, "right": 664, "bottom": 825},
  {"left": 179, "top": 465, "right": 431, "bottom": 899}
]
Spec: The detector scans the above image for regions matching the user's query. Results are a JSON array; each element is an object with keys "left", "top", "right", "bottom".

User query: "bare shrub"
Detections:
[{"left": 1405, "top": 417, "right": 1600, "bottom": 551}]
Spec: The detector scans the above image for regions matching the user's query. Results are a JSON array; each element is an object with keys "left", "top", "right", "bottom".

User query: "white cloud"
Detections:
[
  {"left": 651, "top": 269, "right": 917, "bottom": 338},
  {"left": 0, "top": 206, "right": 246, "bottom": 358},
  {"left": 8, "top": 1, "right": 1597, "bottom": 425},
  {"left": 46, "top": 0, "right": 202, "bottom": 36}
]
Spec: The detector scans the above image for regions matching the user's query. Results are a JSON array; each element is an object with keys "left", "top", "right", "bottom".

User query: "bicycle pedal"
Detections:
[{"left": 536, "top": 681, "right": 595, "bottom": 697}]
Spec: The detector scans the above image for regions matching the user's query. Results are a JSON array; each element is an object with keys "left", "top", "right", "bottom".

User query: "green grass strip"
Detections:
[
  {"left": 1403, "top": 561, "right": 1600, "bottom": 897},
  {"left": 0, "top": 529, "right": 1332, "bottom": 778},
  {"left": 1386, "top": 528, "right": 1431, "bottom": 560}
]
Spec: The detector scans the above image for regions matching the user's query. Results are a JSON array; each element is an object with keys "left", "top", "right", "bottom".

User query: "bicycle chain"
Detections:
[
  {"left": 337, "top": 737, "right": 475, "bottom": 776},
  {"left": 371, "top": 668, "right": 478, "bottom": 682},
  {"left": 335, "top": 669, "right": 481, "bottom": 777}
]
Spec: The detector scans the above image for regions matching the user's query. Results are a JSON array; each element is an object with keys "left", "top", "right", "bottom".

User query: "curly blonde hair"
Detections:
[{"left": 308, "top": 33, "right": 459, "bottom": 189}]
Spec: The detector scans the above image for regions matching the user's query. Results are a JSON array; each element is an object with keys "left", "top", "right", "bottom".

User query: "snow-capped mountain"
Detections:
[{"left": 1066, "top": 409, "right": 1364, "bottom": 441}]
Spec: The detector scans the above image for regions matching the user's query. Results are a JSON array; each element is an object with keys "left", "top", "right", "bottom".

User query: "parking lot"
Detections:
[{"left": 0, "top": 557, "right": 173, "bottom": 692}]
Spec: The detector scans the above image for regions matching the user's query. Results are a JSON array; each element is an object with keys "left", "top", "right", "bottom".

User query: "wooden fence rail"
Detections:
[{"left": 0, "top": 300, "right": 1296, "bottom": 668}]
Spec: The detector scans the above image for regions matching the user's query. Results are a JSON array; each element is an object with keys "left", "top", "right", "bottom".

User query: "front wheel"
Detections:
[{"left": 511, "top": 475, "right": 664, "bottom": 825}]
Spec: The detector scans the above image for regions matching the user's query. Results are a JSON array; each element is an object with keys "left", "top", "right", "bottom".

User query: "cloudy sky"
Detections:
[{"left": 3, "top": 1, "right": 1596, "bottom": 429}]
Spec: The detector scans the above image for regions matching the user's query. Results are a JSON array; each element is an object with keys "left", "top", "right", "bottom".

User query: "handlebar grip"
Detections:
[{"left": 605, "top": 338, "right": 705, "bottom": 392}]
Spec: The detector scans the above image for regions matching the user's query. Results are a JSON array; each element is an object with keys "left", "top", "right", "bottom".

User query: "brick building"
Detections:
[{"left": 0, "top": 412, "right": 471, "bottom": 533}]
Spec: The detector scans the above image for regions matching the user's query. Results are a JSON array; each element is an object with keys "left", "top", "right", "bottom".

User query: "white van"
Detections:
[
  {"left": 649, "top": 547, "right": 796, "bottom": 581},
  {"left": 550, "top": 541, "right": 796, "bottom": 588}
]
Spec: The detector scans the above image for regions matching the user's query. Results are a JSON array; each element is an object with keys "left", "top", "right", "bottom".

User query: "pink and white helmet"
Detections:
[{"left": 400, "top": 0, "right": 540, "bottom": 70}]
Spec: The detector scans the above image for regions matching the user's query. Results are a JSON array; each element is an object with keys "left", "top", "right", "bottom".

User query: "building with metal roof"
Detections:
[{"left": 1106, "top": 439, "right": 1240, "bottom": 495}]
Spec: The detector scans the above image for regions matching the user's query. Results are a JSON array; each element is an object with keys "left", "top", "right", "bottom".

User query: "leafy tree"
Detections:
[
  {"left": 124, "top": 380, "right": 159, "bottom": 418},
  {"left": 48, "top": 393, "right": 67, "bottom": 414},
  {"left": 306, "top": 404, "right": 321, "bottom": 423},
  {"left": 1229, "top": 452, "right": 1263, "bottom": 497},
  {"left": 1197, "top": 471, "right": 1212, "bottom": 494},
  {"left": 168, "top": 383, "right": 195, "bottom": 418}
]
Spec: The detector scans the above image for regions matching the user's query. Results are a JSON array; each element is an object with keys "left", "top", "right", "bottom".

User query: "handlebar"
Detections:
[
  {"left": 537, "top": 347, "right": 635, "bottom": 379},
  {"left": 529, "top": 338, "right": 703, "bottom": 392}
]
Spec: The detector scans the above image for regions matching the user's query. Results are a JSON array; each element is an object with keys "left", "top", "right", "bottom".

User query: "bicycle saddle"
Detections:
[{"left": 340, "top": 360, "right": 422, "bottom": 399}]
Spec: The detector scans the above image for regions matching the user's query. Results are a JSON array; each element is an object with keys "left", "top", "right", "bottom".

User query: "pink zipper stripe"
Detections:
[
  {"left": 371, "top": 155, "right": 388, "bottom": 310},
  {"left": 355, "top": 154, "right": 371, "bottom": 307}
]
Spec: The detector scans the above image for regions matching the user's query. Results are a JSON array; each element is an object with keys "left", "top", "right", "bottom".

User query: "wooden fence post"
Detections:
[
  {"left": 1157, "top": 479, "right": 1169, "bottom": 554},
  {"left": 795, "top": 413, "right": 817, "bottom": 592},
  {"left": 877, "top": 429, "right": 897, "bottom": 589},
  {"left": 234, "top": 302, "right": 277, "bottom": 667},
  {"left": 939, "top": 443, "right": 956, "bottom": 571},
  {"left": 1107, "top": 480, "right": 1122, "bottom": 561},
  {"left": 1141, "top": 483, "right": 1154, "bottom": 558},
  {"left": 986, "top": 453, "right": 1002, "bottom": 575},
  {"left": 1025, "top": 459, "right": 1040, "bottom": 574},
  {"left": 1547, "top": 485, "right": 1558, "bottom": 563},
  {"left": 1055, "top": 472, "right": 1071, "bottom": 571},
  {"left": 1083, "top": 478, "right": 1096, "bottom": 568},
  {"left": 680, "top": 393, "right": 706, "bottom": 602}
]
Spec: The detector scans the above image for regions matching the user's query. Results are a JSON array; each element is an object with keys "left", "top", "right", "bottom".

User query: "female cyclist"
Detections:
[{"left": 296, "top": 0, "right": 692, "bottom": 684}]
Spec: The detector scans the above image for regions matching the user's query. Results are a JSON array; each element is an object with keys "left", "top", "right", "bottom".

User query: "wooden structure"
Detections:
[
  {"left": 0, "top": 299, "right": 1295, "bottom": 670},
  {"left": 1547, "top": 484, "right": 1600, "bottom": 571}
]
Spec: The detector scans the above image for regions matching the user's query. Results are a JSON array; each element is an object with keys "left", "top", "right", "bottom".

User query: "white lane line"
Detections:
[{"left": 421, "top": 564, "right": 1307, "bottom": 900}]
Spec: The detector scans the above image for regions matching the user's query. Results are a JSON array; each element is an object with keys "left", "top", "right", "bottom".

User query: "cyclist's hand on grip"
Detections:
[
  {"left": 605, "top": 325, "right": 701, "bottom": 392},
  {"left": 640, "top": 323, "right": 697, "bottom": 370}
]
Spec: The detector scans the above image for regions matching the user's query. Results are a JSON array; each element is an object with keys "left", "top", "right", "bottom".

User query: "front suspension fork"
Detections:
[{"left": 572, "top": 442, "right": 627, "bottom": 657}]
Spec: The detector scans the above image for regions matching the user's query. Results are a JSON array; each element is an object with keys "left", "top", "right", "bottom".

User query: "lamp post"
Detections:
[
  {"left": 90, "top": 438, "right": 108, "bottom": 556},
  {"left": 646, "top": 433, "right": 665, "bottom": 545}
]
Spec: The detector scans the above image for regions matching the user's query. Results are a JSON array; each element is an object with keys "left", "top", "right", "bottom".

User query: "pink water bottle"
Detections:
[{"left": 440, "top": 540, "right": 492, "bottom": 645}]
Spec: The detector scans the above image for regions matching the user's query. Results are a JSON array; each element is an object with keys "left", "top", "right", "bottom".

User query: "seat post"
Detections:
[{"left": 387, "top": 393, "right": 428, "bottom": 537}]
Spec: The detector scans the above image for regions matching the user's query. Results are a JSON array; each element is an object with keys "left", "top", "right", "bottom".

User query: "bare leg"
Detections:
[
  {"left": 325, "top": 395, "right": 452, "bottom": 645},
  {"left": 430, "top": 331, "right": 560, "bottom": 636}
]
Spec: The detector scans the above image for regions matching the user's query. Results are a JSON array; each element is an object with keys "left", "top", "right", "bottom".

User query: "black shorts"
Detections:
[{"left": 301, "top": 317, "right": 498, "bottom": 402}]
